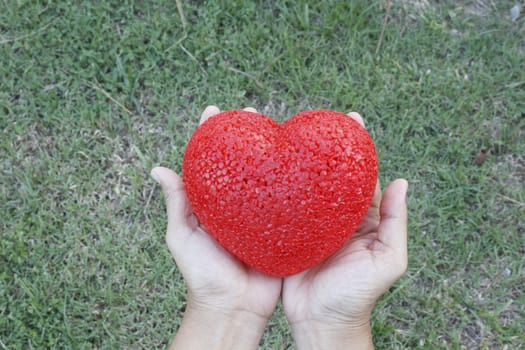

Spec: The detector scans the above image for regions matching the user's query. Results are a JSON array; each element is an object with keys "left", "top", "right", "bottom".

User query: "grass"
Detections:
[{"left": 1, "top": 0, "right": 524, "bottom": 348}]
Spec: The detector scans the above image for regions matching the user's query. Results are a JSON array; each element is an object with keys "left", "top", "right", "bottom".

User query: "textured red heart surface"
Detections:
[{"left": 182, "top": 110, "right": 378, "bottom": 277}]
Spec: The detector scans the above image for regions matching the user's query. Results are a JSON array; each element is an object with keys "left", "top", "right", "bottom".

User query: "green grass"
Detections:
[{"left": 1, "top": 0, "right": 524, "bottom": 348}]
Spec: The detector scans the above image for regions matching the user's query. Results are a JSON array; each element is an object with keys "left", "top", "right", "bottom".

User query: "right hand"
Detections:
[{"left": 281, "top": 112, "right": 409, "bottom": 349}]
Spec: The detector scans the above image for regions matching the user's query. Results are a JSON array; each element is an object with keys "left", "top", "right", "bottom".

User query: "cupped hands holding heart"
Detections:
[{"left": 151, "top": 105, "right": 408, "bottom": 350}]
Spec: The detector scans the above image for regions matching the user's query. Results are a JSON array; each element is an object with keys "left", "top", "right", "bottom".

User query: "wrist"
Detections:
[
  {"left": 290, "top": 318, "right": 373, "bottom": 350},
  {"left": 170, "top": 301, "right": 269, "bottom": 350}
]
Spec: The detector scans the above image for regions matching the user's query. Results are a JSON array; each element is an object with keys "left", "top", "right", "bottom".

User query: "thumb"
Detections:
[
  {"left": 377, "top": 179, "right": 408, "bottom": 257},
  {"left": 150, "top": 166, "right": 195, "bottom": 239}
]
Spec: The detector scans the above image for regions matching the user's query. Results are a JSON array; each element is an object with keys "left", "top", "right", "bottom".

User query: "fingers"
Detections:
[
  {"left": 199, "top": 105, "right": 221, "bottom": 125},
  {"left": 150, "top": 166, "right": 195, "bottom": 243},
  {"left": 347, "top": 111, "right": 365, "bottom": 128},
  {"left": 377, "top": 179, "right": 408, "bottom": 257},
  {"left": 199, "top": 106, "right": 258, "bottom": 126}
]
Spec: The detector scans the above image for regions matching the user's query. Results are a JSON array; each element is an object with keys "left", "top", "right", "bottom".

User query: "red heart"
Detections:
[{"left": 183, "top": 110, "right": 378, "bottom": 277}]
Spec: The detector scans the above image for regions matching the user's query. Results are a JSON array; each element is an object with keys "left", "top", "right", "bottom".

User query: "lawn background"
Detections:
[{"left": 1, "top": 0, "right": 524, "bottom": 348}]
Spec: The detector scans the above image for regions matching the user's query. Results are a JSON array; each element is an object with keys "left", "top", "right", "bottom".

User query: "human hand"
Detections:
[
  {"left": 282, "top": 112, "right": 409, "bottom": 350},
  {"left": 151, "top": 106, "right": 282, "bottom": 350}
]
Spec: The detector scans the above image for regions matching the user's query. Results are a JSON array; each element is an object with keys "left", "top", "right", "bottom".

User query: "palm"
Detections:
[
  {"left": 283, "top": 180, "right": 406, "bottom": 324},
  {"left": 175, "top": 203, "right": 282, "bottom": 317}
]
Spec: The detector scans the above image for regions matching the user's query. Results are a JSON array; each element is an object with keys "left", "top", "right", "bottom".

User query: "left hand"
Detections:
[{"left": 151, "top": 106, "right": 282, "bottom": 349}]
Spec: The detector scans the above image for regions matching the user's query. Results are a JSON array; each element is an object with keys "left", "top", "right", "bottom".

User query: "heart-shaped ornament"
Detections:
[{"left": 183, "top": 110, "right": 378, "bottom": 277}]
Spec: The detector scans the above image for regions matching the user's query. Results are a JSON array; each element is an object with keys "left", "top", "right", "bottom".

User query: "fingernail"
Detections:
[
  {"left": 150, "top": 169, "right": 161, "bottom": 184},
  {"left": 347, "top": 112, "right": 365, "bottom": 128}
]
